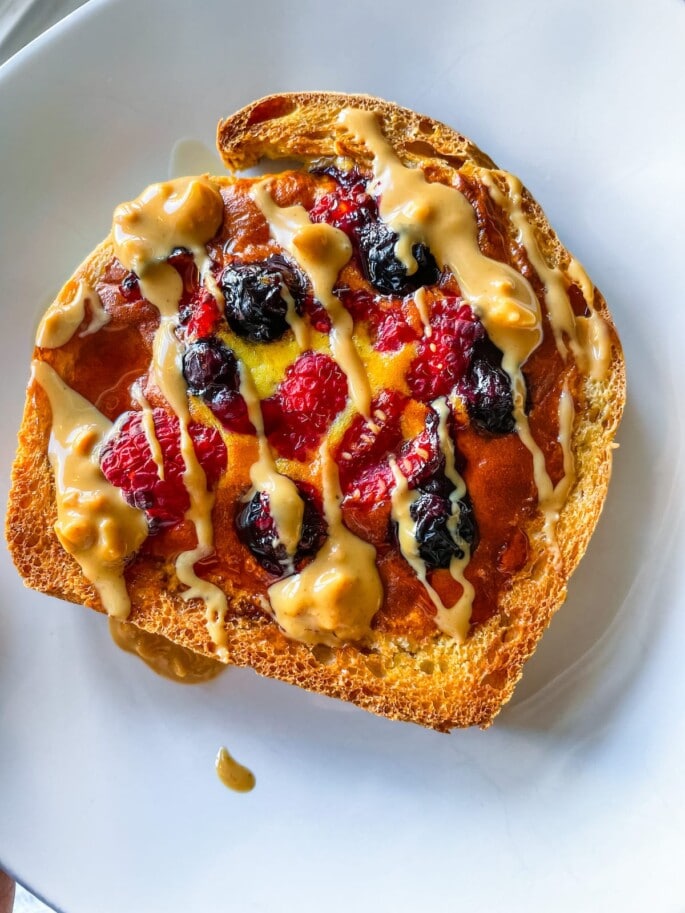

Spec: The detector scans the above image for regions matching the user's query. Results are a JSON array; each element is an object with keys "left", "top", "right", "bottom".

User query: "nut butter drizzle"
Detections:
[
  {"left": 478, "top": 170, "right": 611, "bottom": 380},
  {"left": 36, "top": 280, "right": 110, "bottom": 348},
  {"left": 340, "top": 108, "right": 582, "bottom": 553},
  {"left": 238, "top": 362, "right": 304, "bottom": 560},
  {"left": 281, "top": 284, "right": 310, "bottom": 350},
  {"left": 267, "top": 443, "right": 383, "bottom": 646},
  {"left": 250, "top": 180, "right": 373, "bottom": 422},
  {"left": 413, "top": 287, "right": 432, "bottom": 337},
  {"left": 32, "top": 360, "right": 147, "bottom": 618},
  {"left": 131, "top": 382, "right": 166, "bottom": 480},
  {"left": 109, "top": 617, "right": 224, "bottom": 683},
  {"left": 390, "top": 397, "right": 474, "bottom": 641},
  {"left": 113, "top": 177, "right": 231, "bottom": 650}
]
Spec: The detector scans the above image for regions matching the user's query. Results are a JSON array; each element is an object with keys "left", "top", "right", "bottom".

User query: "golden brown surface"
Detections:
[{"left": 7, "top": 93, "right": 625, "bottom": 730}]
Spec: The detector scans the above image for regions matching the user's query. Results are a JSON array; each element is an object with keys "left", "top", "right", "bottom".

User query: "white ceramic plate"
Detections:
[{"left": 1, "top": 1, "right": 684, "bottom": 911}]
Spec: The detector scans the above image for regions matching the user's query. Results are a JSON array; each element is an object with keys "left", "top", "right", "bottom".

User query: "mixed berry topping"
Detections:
[
  {"left": 182, "top": 337, "right": 252, "bottom": 434},
  {"left": 220, "top": 255, "right": 305, "bottom": 342},
  {"left": 100, "top": 408, "right": 226, "bottom": 532},
  {"left": 91, "top": 162, "right": 547, "bottom": 636},
  {"left": 407, "top": 297, "right": 515, "bottom": 433},
  {"left": 310, "top": 169, "right": 440, "bottom": 297},
  {"left": 262, "top": 352, "right": 348, "bottom": 459},
  {"left": 235, "top": 484, "right": 327, "bottom": 576}
]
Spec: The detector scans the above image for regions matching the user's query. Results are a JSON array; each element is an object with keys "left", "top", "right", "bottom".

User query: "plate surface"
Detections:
[{"left": 1, "top": 1, "right": 684, "bottom": 911}]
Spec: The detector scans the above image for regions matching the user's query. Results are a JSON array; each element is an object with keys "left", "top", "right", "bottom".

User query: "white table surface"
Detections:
[{"left": 0, "top": 4, "right": 87, "bottom": 909}]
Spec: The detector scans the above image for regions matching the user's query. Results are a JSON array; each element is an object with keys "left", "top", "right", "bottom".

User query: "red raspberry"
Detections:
[
  {"left": 337, "top": 287, "right": 378, "bottom": 324},
  {"left": 166, "top": 250, "right": 221, "bottom": 340},
  {"left": 303, "top": 297, "right": 331, "bottom": 333},
  {"left": 375, "top": 312, "right": 419, "bottom": 352},
  {"left": 407, "top": 297, "right": 484, "bottom": 401},
  {"left": 305, "top": 287, "right": 381, "bottom": 336},
  {"left": 309, "top": 172, "right": 377, "bottom": 237},
  {"left": 181, "top": 288, "right": 221, "bottom": 339},
  {"left": 348, "top": 461, "right": 394, "bottom": 506},
  {"left": 262, "top": 352, "right": 348, "bottom": 459},
  {"left": 337, "top": 287, "right": 418, "bottom": 353},
  {"left": 342, "top": 411, "right": 443, "bottom": 508},
  {"left": 100, "top": 408, "right": 227, "bottom": 531},
  {"left": 334, "top": 389, "right": 406, "bottom": 495}
]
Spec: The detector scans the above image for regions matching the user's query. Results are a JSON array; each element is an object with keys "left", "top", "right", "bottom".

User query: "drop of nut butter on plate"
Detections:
[
  {"left": 215, "top": 747, "right": 256, "bottom": 792},
  {"left": 108, "top": 618, "right": 224, "bottom": 684}
]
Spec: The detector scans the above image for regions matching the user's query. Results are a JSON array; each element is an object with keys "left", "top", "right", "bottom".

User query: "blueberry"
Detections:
[
  {"left": 357, "top": 221, "right": 440, "bottom": 296},
  {"left": 459, "top": 339, "right": 515, "bottom": 435},
  {"left": 310, "top": 165, "right": 368, "bottom": 191},
  {"left": 410, "top": 488, "right": 477, "bottom": 569},
  {"left": 182, "top": 337, "right": 239, "bottom": 400},
  {"left": 235, "top": 485, "right": 327, "bottom": 576},
  {"left": 220, "top": 256, "right": 305, "bottom": 342}
]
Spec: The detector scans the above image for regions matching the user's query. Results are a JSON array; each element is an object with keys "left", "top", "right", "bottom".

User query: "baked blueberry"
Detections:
[
  {"left": 220, "top": 256, "right": 305, "bottom": 342},
  {"left": 357, "top": 221, "right": 440, "bottom": 296},
  {"left": 182, "top": 337, "right": 240, "bottom": 400},
  {"left": 459, "top": 339, "right": 516, "bottom": 435},
  {"left": 411, "top": 487, "right": 476, "bottom": 569},
  {"left": 235, "top": 485, "right": 327, "bottom": 576}
]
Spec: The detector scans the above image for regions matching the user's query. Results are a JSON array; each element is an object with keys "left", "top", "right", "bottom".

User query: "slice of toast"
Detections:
[{"left": 6, "top": 93, "right": 625, "bottom": 730}]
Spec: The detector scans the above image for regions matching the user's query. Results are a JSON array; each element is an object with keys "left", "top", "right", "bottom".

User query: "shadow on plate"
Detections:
[{"left": 498, "top": 394, "right": 679, "bottom": 737}]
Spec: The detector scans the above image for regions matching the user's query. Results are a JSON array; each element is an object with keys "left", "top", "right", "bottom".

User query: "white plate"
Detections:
[{"left": 1, "top": 1, "right": 684, "bottom": 911}]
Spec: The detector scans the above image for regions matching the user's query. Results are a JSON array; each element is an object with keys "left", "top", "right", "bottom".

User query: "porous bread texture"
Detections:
[{"left": 7, "top": 93, "right": 625, "bottom": 730}]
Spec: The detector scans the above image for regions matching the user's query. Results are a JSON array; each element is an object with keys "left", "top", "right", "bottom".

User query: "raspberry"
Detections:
[
  {"left": 306, "top": 286, "right": 417, "bottom": 351},
  {"left": 303, "top": 297, "right": 331, "bottom": 333},
  {"left": 407, "top": 298, "right": 484, "bottom": 401},
  {"left": 337, "top": 287, "right": 378, "bottom": 325},
  {"left": 334, "top": 390, "right": 406, "bottom": 495},
  {"left": 348, "top": 461, "right": 395, "bottom": 506},
  {"left": 179, "top": 288, "right": 221, "bottom": 339},
  {"left": 100, "top": 408, "right": 226, "bottom": 531},
  {"left": 375, "top": 312, "right": 420, "bottom": 352},
  {"left": 343, "top": 408, "right": 443, "bottom": 508},
  {"left": 163, "top": 249, "right": 222, "bottom": 340},
  {"left": 309, "top": 169, "right": 377, "bottom": 237},
  {"left": 262, "top": 352, "right": 348, "bottom": 459}
]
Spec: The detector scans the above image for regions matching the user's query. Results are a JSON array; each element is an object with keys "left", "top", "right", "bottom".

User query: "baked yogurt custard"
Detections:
[{"left": 7, "top": 93, "right": 625, "bottom": 730}]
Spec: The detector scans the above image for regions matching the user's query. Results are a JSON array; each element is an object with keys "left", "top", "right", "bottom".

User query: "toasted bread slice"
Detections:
[{"left": 7, "top": 93, "right": 625, "bottom": 730}]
